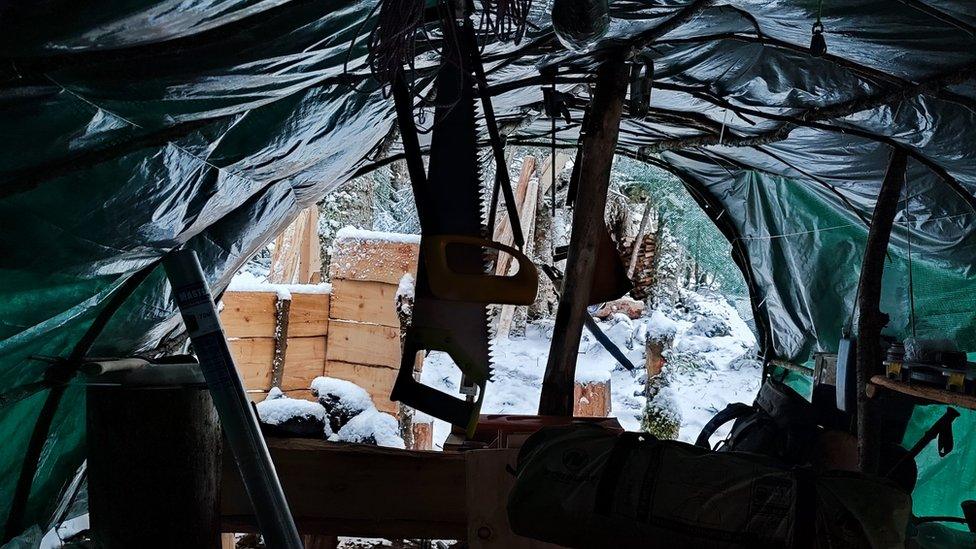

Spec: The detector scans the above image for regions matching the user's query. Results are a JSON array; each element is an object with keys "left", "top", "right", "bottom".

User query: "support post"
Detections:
[
  {"left": 88, "top": 377, "right": 221, "bottom": 547},
  {"left": 856, "top": 148, "right": 908, "bottom": 473},
  {"left": 538, "top": 52, "right": 628, "bottom": 416}
]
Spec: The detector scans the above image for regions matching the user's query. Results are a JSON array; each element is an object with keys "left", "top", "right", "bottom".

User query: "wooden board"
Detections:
[
  {"left": 221, "top": 291, "right": 330, "bottom": 338},
  {"left": 330, "top": 279, "right": 399, "bottom": 327},
  {"left": 288, "top": 292, "right": 330, "bottom": 337},
  {"left": 221, "top": 439, "right": 466, "bottom": 539},
  {"left": 324, "top": 360, "right": 398, "bottom": 414},
  {"left": 329, "top": 238, "right": 419, "bottom": 285},
  {"left": 228, "top": 336, "right": 326, "bottom": 392},
  {"left": 325, "top": 319, "right": 401, "bottom": 368},
  {"left": 221, "top": 292, "right": 277, "bottom": 338},
  {"left": 465, "top": 449, "right": 565, "bottom": 548}
]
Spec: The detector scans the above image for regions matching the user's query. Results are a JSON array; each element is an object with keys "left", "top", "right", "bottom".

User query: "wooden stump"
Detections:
[
  {"left": 573, "top": 380, "right": 611, "bottom": 417},
  {"left": 87, "top": 383, "right": 221, "bottom": 548}
]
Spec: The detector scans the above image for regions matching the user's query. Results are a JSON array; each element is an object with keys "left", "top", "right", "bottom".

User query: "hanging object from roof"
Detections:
[{"left": 551, "top": 0, "right": 610, "bottom": 51}]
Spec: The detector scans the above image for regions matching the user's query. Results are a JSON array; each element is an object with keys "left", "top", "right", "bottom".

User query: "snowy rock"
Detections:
[
  {"left": 310, "top": 376, "right": 374, "bottom": 433},
  {"left": 646, "top": 310, "right": 678, "bottom": 342},
  {"left": 593, "top": 297, "right": 645, "bottom": 320},
  {"left": 330, "top": 408, "right": 405, "bottom": 449},
  {"left": 256, "top": 391, "right": 329, "bottom": 438},
  {"left": 688, "top": 316, "right": 731, "bottom": 338}
]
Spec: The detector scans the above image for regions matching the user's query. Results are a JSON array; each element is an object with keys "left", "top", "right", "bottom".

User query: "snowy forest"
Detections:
[{"left": 238, "top": 150, "right": 762, "bottom": 447}]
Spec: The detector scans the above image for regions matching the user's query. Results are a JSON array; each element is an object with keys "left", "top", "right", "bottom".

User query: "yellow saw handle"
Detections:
[{"left": 423, "top": 234, "right": 539, "bottom": 305}]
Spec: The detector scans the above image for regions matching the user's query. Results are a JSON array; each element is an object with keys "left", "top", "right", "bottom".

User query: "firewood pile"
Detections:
[{"left": 619, "top": 233, "right": 657, "bottom": 300}]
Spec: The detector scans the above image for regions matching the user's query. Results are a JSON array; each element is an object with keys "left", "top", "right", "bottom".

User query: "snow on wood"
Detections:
[
  {"left": 256, "top": 388, "right": 328, "bottom": 426},
  {"left": 335, "top": 226, "right": 422, "bottom": 244}
]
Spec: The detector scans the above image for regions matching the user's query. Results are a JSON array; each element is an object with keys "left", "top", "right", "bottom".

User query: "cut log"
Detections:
[{"left": 573, "top": 380, "right": 611, "bottom": 417}]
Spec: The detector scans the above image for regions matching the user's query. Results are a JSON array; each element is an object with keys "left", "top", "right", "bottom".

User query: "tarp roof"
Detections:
[{"left": 2, "top": 0, "right": 975, "bottom": 539}]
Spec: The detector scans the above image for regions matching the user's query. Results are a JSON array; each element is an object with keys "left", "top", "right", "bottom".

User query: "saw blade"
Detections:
[{"left": 411, "top": 26, "right": 493, "bottom": 387}]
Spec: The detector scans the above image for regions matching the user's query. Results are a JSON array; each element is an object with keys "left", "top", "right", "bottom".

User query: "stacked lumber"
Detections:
[
  {"left": 618, "top": 233, "right": 657, "bottom": 300},
  {"left": 222, "top": 286, "right": 331, "bottom": 401},
  {"left": 326, "top": 229, "right": 421, "bottom": 415}
]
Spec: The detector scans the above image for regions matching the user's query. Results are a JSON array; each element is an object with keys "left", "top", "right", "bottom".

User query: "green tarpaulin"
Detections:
[{"left": 2, "top": 0, "right": 975, "bottom": 541}]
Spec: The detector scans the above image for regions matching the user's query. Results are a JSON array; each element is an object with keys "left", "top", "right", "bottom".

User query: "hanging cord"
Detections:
[
  {"left": 550, "top": 74, "right": 558, "bottom": 216},
  {"left": 905, "top": 175, "right": 918, "bottom": 338}
]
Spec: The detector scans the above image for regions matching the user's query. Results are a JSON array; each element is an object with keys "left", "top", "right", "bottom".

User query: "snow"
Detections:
[
  {"left": 421, "top": 290, "right": 761, "bottom": 449},
  {"left": 396, "top": 273, "right": 415, "bottom": 301},
  {"left": 335, "top": 226, "right": 421, "bottom": 245},
  {"left": 330, "top": 408, "right": 406, "bottom": 449},
  {"left": 310, "top": 376, "right": 374, "bottom": 412},
  {"left": 227, "top": 271, "right": 332, "bottom": 297},
  {"left": 256, "top": 393, "right": 327, "bottom": 426}
]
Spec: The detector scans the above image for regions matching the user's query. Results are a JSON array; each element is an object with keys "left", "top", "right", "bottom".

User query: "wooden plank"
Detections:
[
  {"left": 288, "top": 292, "right": 330, "bottom": 337},
  {"left": 325, "top": 319, "right": 401, "bottom": 368},
  {"left": 330, "top": 279, "right": 399, "bottom": 327},
  {"left": 466, "top": 449, "right": 564, "bottom": 548},
  {"left": 220, "top": 439, "right": 467, "bottom": 539},
  {"left": 221, "top": 291, "right": 277, "bottom": 338},
  {"left": 540, "top": 54, "right": 628, "bottom": 416},
  {"left": 229, "top": 336, "right": 326, "bottom": 392},
  {"left": 221, "top": 291, "right": 330, "bottom": 338},
  {"left": 299, "top": 207, "right": 323, "bottom": 284},
  {"left": 324, "top": 360, "right": 398, "bottom": 414},
  {"left": 228, "top": 338, "right": 274, "bottom": 390},
  {"left": 281, "top": 336, "right": 327, "bottom": 391},
  {"left": 329, "top": 238, "right": 419, "bottom": 285}
]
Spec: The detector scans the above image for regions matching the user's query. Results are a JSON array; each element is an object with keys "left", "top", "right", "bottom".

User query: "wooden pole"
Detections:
[
  {"left": 856, "top": 148, "right": 908, "bottom": 474},
  {"left": 538, "top": 52, "right": 629, "bottom": 416},
  {"left": 87, "top": 382, "right": 222, "bottom": 548}
]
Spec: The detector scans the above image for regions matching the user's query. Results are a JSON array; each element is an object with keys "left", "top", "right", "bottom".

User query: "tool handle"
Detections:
[{"left": 424, "top": 235, "right": 539, "bottom": 305}]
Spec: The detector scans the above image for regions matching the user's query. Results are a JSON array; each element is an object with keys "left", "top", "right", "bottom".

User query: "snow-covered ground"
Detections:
[{"left": 422, "top": 290, "right": 762, "bottom": 448}]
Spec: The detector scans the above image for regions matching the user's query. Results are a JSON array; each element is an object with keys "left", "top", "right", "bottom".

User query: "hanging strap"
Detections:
[
  {"left": 462, "top": 17, "right": 524, "bottom": 248},
  {"left": 694, "top": 402, "right": 754, "bottom": 449}
]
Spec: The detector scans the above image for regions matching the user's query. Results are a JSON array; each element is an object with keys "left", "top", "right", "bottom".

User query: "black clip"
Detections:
[
  {"left": 628, "top": 58, "right": 654, "bottom": 117},
  {"left": 810, "top": 20, "right": 827, "bottom": 57},
  {"left": 541, "top": 86, "right": 573, "bottom": 124}
]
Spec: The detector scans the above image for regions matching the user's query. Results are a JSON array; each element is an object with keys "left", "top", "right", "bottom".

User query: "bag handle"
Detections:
[{"left": 694, "top": 402, "right": 753, "bottom": 449}]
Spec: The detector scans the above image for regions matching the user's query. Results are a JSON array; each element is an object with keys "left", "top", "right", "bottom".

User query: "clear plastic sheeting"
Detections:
[{"left": 2, "top": 0, "right": 976, "bottom": 538}]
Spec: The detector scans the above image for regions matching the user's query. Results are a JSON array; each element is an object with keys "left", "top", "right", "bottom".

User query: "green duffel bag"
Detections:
[{"left": 507, "top": 424, "right": 910, "bottom": 548}]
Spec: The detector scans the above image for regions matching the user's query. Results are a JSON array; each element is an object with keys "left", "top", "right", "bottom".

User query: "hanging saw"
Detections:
[{"left": 389, "top": 4, "right": 538, "bottom": 437}]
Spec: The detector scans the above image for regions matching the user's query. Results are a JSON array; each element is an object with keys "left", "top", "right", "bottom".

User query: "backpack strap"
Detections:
[{"left": 695, "top": 403, "right": 754, "bottom": 449}]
